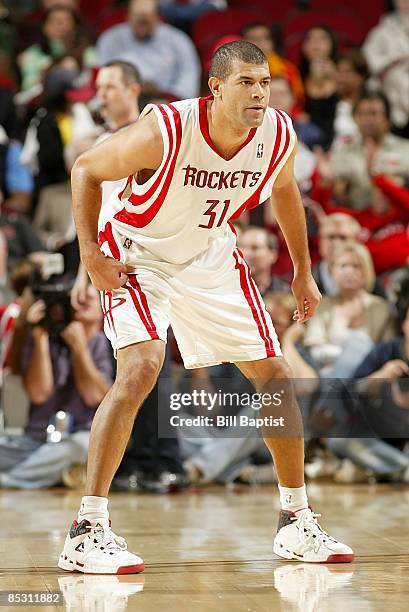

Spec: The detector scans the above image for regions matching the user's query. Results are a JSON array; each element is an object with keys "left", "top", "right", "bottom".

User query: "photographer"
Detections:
[{"left": 0, "top": 285, "right": 113, "bottom": 489}]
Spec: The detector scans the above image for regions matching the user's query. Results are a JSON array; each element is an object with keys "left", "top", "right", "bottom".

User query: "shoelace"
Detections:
[
  {"left": 86, "top": 524, "right": 128, "bottom": 551},
  {"left": 290, "top": 511, "right": 333, "bottom": 554}
]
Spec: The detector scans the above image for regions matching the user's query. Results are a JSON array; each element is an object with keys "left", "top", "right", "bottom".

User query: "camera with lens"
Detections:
[{"left": 30, "top": 254, "right": 74, "bottom": 340}]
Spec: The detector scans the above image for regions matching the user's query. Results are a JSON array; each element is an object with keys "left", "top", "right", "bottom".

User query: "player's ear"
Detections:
[{"left": 208, "top": 76, "right": 222, "bottom": 99}]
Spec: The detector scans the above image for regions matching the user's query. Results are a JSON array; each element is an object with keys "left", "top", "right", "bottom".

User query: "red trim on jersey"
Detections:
[
  {"left": 233, "top": 250, "right": 275, "bottom": 357},
  {"left": 113, "top": 104, "right": 182, "bottom": 228},
  {"left": 98, "top": 221, "right": 120, "bottom": 260},
  {"left": 126, "top": 276, "right": 159, "bottom": 340},
  {"left": 199, "top": 96, "right": 257, "bottom": 161},
  {"left": 229, "top": 109, "right": 290, "bottom": 221},
  {"left": 127, "top": 104, "right": 175, "bottom": 205},
  {"left": 237, "top": 247, "right": 275, "bottom": 355}
]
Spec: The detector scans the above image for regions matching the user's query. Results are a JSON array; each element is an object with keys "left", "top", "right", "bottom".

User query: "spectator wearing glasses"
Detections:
[{"left": 313, "top": 213, "right": 361, "bottom": 296}]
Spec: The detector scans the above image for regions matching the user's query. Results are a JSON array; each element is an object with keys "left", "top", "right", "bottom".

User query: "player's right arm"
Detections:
[{"left": 71, "top": 111, "right": 163, "bottom": 291}]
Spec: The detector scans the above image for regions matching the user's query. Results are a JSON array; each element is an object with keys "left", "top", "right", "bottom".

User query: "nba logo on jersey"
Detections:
[
  {"left": 123, "top": 237, "right": 132, "bottom": 249},
  {"left": 256, "top": 143, "right": 264, "bottom": 158}
]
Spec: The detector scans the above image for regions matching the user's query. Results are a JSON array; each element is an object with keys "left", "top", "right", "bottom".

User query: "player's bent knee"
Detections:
[
  {"left": 270, "top": 357, "right": 293, "bottom": 380},
  {"left": 114, "top": 356, "right": 162, "bottom": 404}
]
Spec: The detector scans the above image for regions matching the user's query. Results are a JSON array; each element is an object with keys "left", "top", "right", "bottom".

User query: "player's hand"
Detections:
[
  {"left": 291, "top": 272, "right": 321, "bottom": 323},
  {"left": 85, "top": 252, "right": 132, "bottom": 291}
]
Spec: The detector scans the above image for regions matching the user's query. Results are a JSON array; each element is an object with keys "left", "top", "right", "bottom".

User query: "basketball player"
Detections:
[{"left": 58, "top": 41, "right": 354, "bottom": 574}]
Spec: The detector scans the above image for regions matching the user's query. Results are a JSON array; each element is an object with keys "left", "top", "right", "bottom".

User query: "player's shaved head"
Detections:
[{"left": 209, "top": 40, "right": 267, "bottom": 81}]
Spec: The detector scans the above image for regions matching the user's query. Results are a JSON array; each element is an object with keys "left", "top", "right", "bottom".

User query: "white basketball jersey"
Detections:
[{"left": 98, "top": 96, "right": 296, "bottom": 264}]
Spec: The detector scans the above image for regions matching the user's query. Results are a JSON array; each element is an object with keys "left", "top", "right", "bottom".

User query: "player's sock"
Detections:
[
  {"left": 78, "top": 496, "right": 109, "bottom": 524},
  {"left": 278, "top": 484, "right": 308, "bottom": 512}
]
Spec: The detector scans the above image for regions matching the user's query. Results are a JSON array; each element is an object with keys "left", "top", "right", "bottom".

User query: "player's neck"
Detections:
[{"left": 207, "top": 99, "right": 252, "bottom": 159}]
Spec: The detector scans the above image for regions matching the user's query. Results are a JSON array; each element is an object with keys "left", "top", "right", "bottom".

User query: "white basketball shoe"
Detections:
[
  {"left": 58, "top": 519, "right": 144, "bottom": 574},
  {"left": 273, "top": 508, "right": 354, "bottom": 563}
]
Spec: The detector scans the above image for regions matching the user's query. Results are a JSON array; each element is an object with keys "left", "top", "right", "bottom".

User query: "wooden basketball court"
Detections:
[{"left": 1, "top": 483, "right": 408, "bottom": 611}]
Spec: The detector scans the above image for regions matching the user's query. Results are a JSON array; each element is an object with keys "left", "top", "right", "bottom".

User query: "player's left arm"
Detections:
[{"left": 271, "top": 140, "right": 321, "bottom": 322}]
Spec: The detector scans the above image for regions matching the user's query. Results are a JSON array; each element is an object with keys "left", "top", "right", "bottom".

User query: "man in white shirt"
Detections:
[{"left": 96, "top": 0, "right": 201, "bottom": 99}]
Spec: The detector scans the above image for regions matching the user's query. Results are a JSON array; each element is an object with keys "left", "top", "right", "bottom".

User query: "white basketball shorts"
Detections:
[{"left": 100, "top": 225, "right": 282, "bottom": 369}]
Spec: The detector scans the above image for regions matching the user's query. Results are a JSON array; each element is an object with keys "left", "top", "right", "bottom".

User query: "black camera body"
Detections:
[{"left": 32, "top": 277, "right": 74, "bottom": 340}]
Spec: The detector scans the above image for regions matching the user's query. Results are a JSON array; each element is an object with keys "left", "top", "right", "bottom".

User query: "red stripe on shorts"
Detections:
[
  {"left": 101, "top": 291, "right": 113, "bottom": 332},
  {"left": 233, "top": 250, "right": 274, "bottom": 358},
  {"left": 237, "top": 247, "right": 275, "bottom": 356},
  {"left": 126, "top": 277, "right": 159, "bottom": 340}
]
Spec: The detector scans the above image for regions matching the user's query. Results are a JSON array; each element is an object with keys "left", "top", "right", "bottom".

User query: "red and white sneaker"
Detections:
[
  {"left": 273, "top": 508, "right": 354, "bottom": 563},
  {"left": 58, "top": 519, "right": 145, "bottom": 574}
]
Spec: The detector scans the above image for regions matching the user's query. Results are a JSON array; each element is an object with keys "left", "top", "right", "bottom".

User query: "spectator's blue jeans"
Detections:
[
  {"left": 328, "top": 437, "right": 409, "bottom": 476},
  {"left": 0, "top": 431, "right": 89, "bottom": 489}
]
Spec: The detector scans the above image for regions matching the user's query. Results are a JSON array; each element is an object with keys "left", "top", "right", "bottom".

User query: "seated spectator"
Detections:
[
  {"left": 0, "top": 259, "right": 36, "bottom": 385},
  {"left": 241, "top": 22, "right": 304, "bottom": 108},
  {"left": 21, "top": 62, "right": 97, "bottom": 197},
  {"left": 0, "top": 228, "right": 6, "bottom": 302},
  {"left": 313, "top": 154, "right": 409, "bottom": 275},
  {"left": 96, "top": 0, "right": 200, "bottom": 99},
  {"left": 303, "top": 242, "right": 397, "bottom": 377},
  {"left": 238, "top": 225, "right": 289, "bottom": 295},
  {"left": 300, "top": 26, "right": 338, "bottom": 147},
  {"left": 66, "top": 59, "right": 142, "bottom": 171},
  {"left": 34, "top": 182, "right": 76, "bottom": 252},
  {"left": 0, "top": 85, "right": 17, "bottom": 139},
  {"left": 269, "top": 76, "right": 324, "bottom": 150},
  {"left": 0, "top": 3, "right": 17, "bottom": 74},
  {"left": 0, "top": 286, "right": 113, "bottom": 489},
  {"left": 0, "top": 210, "right": 45, "bottom": 271},
  {"left": 0, "top": 125, "right": 34, "bottom": 214},
  {"left": 18, "top": 5, "right": 95, "bottom": 94},
  {"left": 363, "top": 0, "right": 409, "bottom": 136},
  {"left": 159, "top": 0, "right": 226, "bottom": 34},
  {"left": 313, "top": 213, "right": 361, "bottom": 296},
  {"left": 328, "top": 304, "right": 409, "bottom": 484},
  {"left": 331, "top": 91, "right": 409, "bottom": 210},
  {"left": 333, "top": 49, "right": 369, "bottom": 146}
]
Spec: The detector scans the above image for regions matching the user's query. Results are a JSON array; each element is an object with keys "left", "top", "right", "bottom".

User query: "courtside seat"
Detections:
[
  {"left": 308, "top": 0, "right": 384, "bottom": 29},
  {"left": 97, "top": 6, "right": 128, "bottom": 35}
]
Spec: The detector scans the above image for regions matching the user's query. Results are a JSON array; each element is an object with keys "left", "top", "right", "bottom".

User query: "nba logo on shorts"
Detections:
[
  {"left": 256, "top": 143, "right": 264, "bottom": 158},
  {"left": 123, "top": 238, "right": 132, "bottom": 249}
]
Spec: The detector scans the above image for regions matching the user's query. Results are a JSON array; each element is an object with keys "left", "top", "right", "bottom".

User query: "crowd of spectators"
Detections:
[{"left": 1, "top": 0, "right": 409, "bottom": 491}]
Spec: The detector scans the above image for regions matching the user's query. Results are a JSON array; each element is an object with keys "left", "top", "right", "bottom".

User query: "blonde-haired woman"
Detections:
[{"left": 303, "top": 242, "right": 396, "bottom": 377}]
